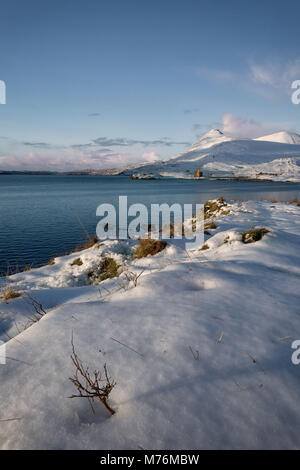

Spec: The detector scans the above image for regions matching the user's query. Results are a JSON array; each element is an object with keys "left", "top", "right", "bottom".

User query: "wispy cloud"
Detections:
[
  {"left": 23, "top": 141, "right": 56, "bottom": 149},
  {"left": 92, "top": 137, "right": 190, "bottom": 147},
  {"left": 221, "top": 113, "right": 280, "bottom": 138},
  {"left": 194, "top": 57, "right": 300, "bottom": 100},
  {"left": 184, "top": 108, "right": 200, "bottom": 114},
  {"left": 141, "top": 151, "right": 160, "bottom": 162},
  {"left": 249, "top": 59, "right": 300, "bottom": 95},
  {"left": 88, "top": 112, "right": 101, "bottom": 116}
]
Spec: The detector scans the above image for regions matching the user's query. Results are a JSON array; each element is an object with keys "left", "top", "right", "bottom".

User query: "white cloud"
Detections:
[
  {"left": 221, "top": 113, "right": 280, "bottom": 138},
  {"left": 0, "top": 136, "right": 166, "bottom": 171},
  {"left": 141, "top": 151, "right": 160, "bottom": 162},
  {"left": 0, "top": 147, "right": 161, "bottom": 171}
]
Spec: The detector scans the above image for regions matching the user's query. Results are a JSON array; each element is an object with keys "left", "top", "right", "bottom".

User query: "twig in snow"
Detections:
[
  {"left": 248, "top": 353, "right": 266, "bottom": 374},
  {"left": 276, "top": 336, "right": 291, "bottom": 342},
  {"left": 24, "top": 294, "right": 47, "bottom": 327},
  {"left": 123, "top": 269, "right": 145, "bottom": 287},
  {"left": 217, "top": 332, "right": 224, "bottom": 343},
  {"left": 5, "top": 356, "right": 32, "bottom": 366},
  {"left": 189, "top": 346, "right": 200, "bottom": 360},
  {"left": 233, "top": 378, "right": 247, "bottom": 392},
  {"left": 233, "top": 378, "right": 264, "bottom": 392},
  {"left": 3, "top": 330, "right": 25, "bottom": 346},
  {"left": 0, "top": 417, "right": 22, "bottom": 422},
  {"left": 111, "top": 337, "right": 144, "bottom": 357},
  {"left": 14, "top": 321, "right": 22, "bottom": 335}
]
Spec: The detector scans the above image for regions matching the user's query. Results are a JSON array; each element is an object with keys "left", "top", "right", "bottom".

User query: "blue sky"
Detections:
[{"left": 0, "top": 0, "right": 300, "bottom": 170}]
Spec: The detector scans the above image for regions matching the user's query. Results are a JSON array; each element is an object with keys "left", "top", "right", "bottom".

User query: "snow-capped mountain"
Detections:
[
  {"left": 168, "top": 128, "right": 232, "bottom": 157},
  {"left": 123, "top": 129, "right": 300, "bottom": 181},
  {"left": 255, "top": 131, "right": 300, "bottom": 145}
]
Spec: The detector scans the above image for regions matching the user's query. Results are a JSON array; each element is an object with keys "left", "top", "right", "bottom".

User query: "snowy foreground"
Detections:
[{"left": 0, "top": 200, "right": 300, "bottom": 449}]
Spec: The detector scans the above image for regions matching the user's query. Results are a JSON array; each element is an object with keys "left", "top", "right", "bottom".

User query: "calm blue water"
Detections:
[{"left": 0, "top": 174, "right": 300, "bottom": 275}]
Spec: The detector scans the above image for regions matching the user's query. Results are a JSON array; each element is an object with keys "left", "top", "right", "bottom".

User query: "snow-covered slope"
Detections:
[
  {"left": 168, "top": 129, "right": 233, "bottom": 158},
  {"left": 1, "top": 200, "right": 300, "bottom": 449},
  {"left": 255, "top": 131, "right": 300, "bottom": 145},
  {"left": 124, "top": 129, "right": 300, "bottom": 181}
]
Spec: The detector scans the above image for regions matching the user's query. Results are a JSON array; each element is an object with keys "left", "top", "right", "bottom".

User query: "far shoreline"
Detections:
[{"left": 0, "top": 171, "right": 299, "bottom": 183}]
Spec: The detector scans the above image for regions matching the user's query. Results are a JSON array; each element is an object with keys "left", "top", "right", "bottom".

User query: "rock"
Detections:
[{"left": 194, "top": 168, "right": 203, "bottom": 178}]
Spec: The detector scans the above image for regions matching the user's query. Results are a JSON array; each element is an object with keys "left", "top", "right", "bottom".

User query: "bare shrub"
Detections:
[
  {"left": 123, "top": 269, "right": 144, "bottom": 287},
  {"left": 24, "top": 294, "right": 47, "bottom": 326},
  {"left": 69, "top": 338, "right": 116, "bottom": 415}
]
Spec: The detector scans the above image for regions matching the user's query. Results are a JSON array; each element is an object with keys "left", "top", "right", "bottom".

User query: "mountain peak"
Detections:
[{"left": 201, "top": 128, "right": 224, "bottom": 138}]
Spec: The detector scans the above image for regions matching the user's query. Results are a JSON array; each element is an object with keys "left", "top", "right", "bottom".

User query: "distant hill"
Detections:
[{"left": 121, "top": 129, "right": 300, "bottom": 182}]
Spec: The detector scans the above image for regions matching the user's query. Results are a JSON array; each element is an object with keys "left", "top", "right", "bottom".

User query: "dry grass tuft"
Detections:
[
  {"left": 71, "top": 257, "right": 83, "bottom": 266},
  {"left": 204, "top": 220, "right": 217, "bottom": 230},
  {"left": 204, "top": 196, "right": 228, "bottom": 220},
  {"left": 1, "top": 287, "right": 21, "bottom": 300},
  {"left": 200, "top": 243, "right": 209, "bottom": 251},
  {"left": 135, "top": 239, "right": 167, "bottom": 258},
  {"left": 72, "top": 236, "right": 98, "bottom": 254},
  {"left": 98, "top": 257, "right": 120, "bottom": 281},
  {"left": 241, "top": 228, "right": 270, "bottom": 244},
  {"left": 289, "top": 198, "right": 300, "bottom": 206}
]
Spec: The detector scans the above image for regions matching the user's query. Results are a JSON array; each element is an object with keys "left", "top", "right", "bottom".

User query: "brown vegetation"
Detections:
[
  {"left": 1, "top": 287, "right": 21, "bottom": 300},
  {"left": 241, "top": 228, "right": 270, "bottom": 244},
  {"left": 69, "top": 338, "right": 116, "bottom": 415},
  {"left": 71, "top": 257, "right": 83, "bottom": 266},
  {"left": 135, "top": 239, "right": 167, "bottom": 258}
]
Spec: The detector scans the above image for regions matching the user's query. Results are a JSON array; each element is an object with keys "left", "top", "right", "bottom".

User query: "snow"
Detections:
[
  {"left": 123, "top": 129, "right": 300, "bottom": 182},
  {"left": 255, "top": 131, "right": 300, "bottom": 145},
  {"left": 168, "top": 129, "right": 233, "bottom": 156},
  {"left": 0, "top": 200, "right": 300, "bottom": 449}
]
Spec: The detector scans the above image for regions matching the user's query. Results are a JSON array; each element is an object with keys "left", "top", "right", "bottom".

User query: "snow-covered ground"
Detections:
[
  {"left": 123, "top": 129, "right": 300, "bottom": 182},
  {"left": 0, "top": 199, "right": 300, "bottom": 449}
]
